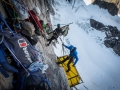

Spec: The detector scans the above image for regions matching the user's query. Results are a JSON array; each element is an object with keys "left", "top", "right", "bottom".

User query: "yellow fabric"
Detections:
[{"left": 57, "top": 55, "right": 81, "bottom": 87}]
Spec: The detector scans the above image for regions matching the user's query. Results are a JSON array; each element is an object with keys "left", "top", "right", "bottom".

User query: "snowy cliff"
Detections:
[{"left": 51, "top": 0, "right": 120, "bottom": 90}]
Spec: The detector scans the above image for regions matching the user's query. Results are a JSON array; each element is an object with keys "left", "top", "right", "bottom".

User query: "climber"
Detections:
[
  {"left": 57, "top": 44, "right": 79, "bottom": 72},
  {"left": 40, "top": 20, "right": 51, "bottom": 34},
  {"left": 46, "top": 24, "right": 62, "bottom": 46},
  {"left": 43, "top": 23, "right": 51, "bottom": 34}
]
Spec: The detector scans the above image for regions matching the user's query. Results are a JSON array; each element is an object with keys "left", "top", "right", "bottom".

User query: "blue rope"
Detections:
[
  {"left": 0, "top": 33, "right": 4, "bottom": 44},
  {"left": 0, "top": 13, "right": 15, "bottom": 36},
  {"left": 30, "top": 72, "right": 51, "bottom": 90},
  {"left": 0, "top": 22, "right": 4, "bottom": 44}
]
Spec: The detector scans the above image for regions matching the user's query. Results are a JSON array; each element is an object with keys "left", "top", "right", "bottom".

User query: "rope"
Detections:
[
  {"left": 0, "top": 33, "right": 4, "bottom": 44},
  {"left": 21, "top": 0, "right": 50, "bottom": 48},
  {"left": 20, "top": 0, "right": 55, "bottom": 60},
  {"left": 3, "top": 41, "right": 30, "bottom": 76},
  {"left": 2, "top": 0, "right": 15, "bottom": 10},
  {"left": 22, "top": 0, "right": 46, "bottom": 61},
  {"left": 0, "top": 23, "right": 4, "bottom": 44},
  {"left": 0, "top": 13, "right": 30, "bottom": 75},
  {"left": 28, "top": 0, "right": 53, "bottom": 53},
  {"left": 59, "top": 23, "right": 73, "bottom": 55},
  {"left": 59, "top": 37, "right": 65, "bottom": 55},
  {"left": 2, "top": 0, "right": 18, "bottom": 18},
  {"left": 21, "top": 0, "right": 44, "bottom": 33},
  {"left": 53, "top": 22, "right": 73, "bottom": 26},
  {"left": 21, "top": 0, "right": 50, "bottom": 62},
  {"left": 0, "top": 13, "right": 15, "bottom": 36},
  {"left": 49, "top": 24, "right": 66, "bottom": 55}
]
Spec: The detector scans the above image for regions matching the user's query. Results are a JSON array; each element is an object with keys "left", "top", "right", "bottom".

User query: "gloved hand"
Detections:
[
  {"left": 62, "top": 43, "right": 64, "bottom": 46},
  {"left": 73, "top": 64, "right": 75, "bottom": 66}
]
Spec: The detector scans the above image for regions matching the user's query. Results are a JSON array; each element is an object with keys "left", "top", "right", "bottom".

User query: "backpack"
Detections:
[
  {"left": 21, "top": 21, "right": 35, "bottom": 36},
  {"left": 21, "top": 30, "right": 38, "bottom": 45},
  {"left": 21, "top": 21, "right": 38, "bottom": 45},
  {"left": 13, "top": 70, "right": 51, "bottom": 90},
  {"left": 9, "top": 0, "right": 29, "bottom": 20},
  {"left": 8, "top": 19, "right": 38, "bottom": 45}
]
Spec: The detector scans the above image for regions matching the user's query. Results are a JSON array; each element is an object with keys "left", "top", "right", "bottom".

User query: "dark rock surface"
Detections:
[
  {"left": 105, "top": 26, "right": 119, "bottom": 37},
  {"left": 93, "top": 0, "right": 118, "bottom": 16},
  {"left": 113, "top": 42, "right": 120, "bottom": 56},
  {"left": 90, "top": 19, "right": 105, "bottom": 31},
  {"left": 104, "top": 37, "right": 118, "bottom": 48},
  {"left": 90, "top": 19, "right": 120, "bottom": 56}
]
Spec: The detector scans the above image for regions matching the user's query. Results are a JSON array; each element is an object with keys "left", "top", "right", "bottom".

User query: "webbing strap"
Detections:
[
  {"left": 0, "top": 13, "right": 28, "bottom": 73},
  {"left": 21, "top": 0, "right": 44, "bottom": 33},
  {"left": 0, "top": 13, "right": 15, "bottom": 35},
  {"left": 3, "top": 41, "right": 30, "bottom": 75}
]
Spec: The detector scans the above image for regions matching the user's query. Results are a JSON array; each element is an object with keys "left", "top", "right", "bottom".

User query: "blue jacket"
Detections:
[
  {"left": 0, "top": 44, "right": 18, "bottom": 77},
  {"left": 63, "top": 44, "right": 79, "bottom": 65}
]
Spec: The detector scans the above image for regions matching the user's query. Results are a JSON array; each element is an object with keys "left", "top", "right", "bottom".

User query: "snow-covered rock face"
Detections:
[
  {"left": 93, "top": 0, "right": 119, "bottom": 16},
  {"left": 52, "top": 0, "right": 120, "bottom": 90},
  {"left": 83, "top": 0, "right": 95, "bottom": 5},
  {"left": 113, "top": 42, "right": 120, "bottom": 55},
  {"left": 83, "top": 0, "right": 120, "bottom": 17},
  {"left": 90, "top": 19, "right": 120, "bottom": 55},
  {"left": 90, "top": 19, "right": 105, "bottom": 31}
]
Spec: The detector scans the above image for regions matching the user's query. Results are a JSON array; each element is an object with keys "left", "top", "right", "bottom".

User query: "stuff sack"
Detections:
[
  {"left": 13, "top": 69, "right": 51, "bottom": 90},
  {"left": 10, "top": 0, "right": 29, "bottom": 20}
]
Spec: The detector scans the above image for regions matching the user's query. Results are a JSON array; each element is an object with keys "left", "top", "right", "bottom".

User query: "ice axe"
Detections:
[{"left": 53, "top": 22, "right": 73, "bottom": 26}]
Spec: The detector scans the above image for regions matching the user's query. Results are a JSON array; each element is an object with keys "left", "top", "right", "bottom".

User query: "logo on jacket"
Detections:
[
  {"left": 18, "top": 38, "right": 27, "bottom": 48},
  {"left": 18, "top": 38, "right": 32, "bottom": 63}
]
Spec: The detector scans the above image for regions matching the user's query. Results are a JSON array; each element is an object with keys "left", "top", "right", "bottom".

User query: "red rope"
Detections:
[
  {"left": 4, "top": 42, "right": 30, "bottom": 76},
  {"left": 21, "top": 0, "right": 44, "bottom": 35}
]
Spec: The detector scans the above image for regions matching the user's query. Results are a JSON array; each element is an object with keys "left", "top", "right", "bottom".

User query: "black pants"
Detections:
[
  {"left": 58, "top": 56, "right": 74, "bottom": 72},
  {"left": 47, "top": 36, "right": 57, "bottom": 46}
]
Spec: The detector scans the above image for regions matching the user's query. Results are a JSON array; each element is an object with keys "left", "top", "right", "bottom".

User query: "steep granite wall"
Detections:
[
  {"left": 92, "top": 0, "right": 120, "bottom": 16},
  {"left": 0, "top": 0, "right": 71, "bottom": 90}
]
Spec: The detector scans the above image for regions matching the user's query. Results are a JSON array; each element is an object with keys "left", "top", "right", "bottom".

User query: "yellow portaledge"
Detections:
[{"left": 57, "top": 55, "right": 82, "bottom": 87}]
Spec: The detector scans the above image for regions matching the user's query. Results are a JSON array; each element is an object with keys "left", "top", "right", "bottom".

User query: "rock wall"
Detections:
[
  {"left": 0, "top": 0, "right": 71, "bottom": 90},
  {"left": 92, "top": 0, "right": 120, "bottom": 16},
  {"left": 90, "top": 19, "right": 120, "bottom": 56},
  {"left": 92, "top": 0, "right": 118, "bottom": 16},
  {"left": 0, "top": 0, "right": 7, "bottom": 18}
]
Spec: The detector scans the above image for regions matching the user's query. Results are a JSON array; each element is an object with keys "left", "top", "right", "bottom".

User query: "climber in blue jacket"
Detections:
[{"left": 57, "top": 44, "right": 79, "bottom": 72}]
